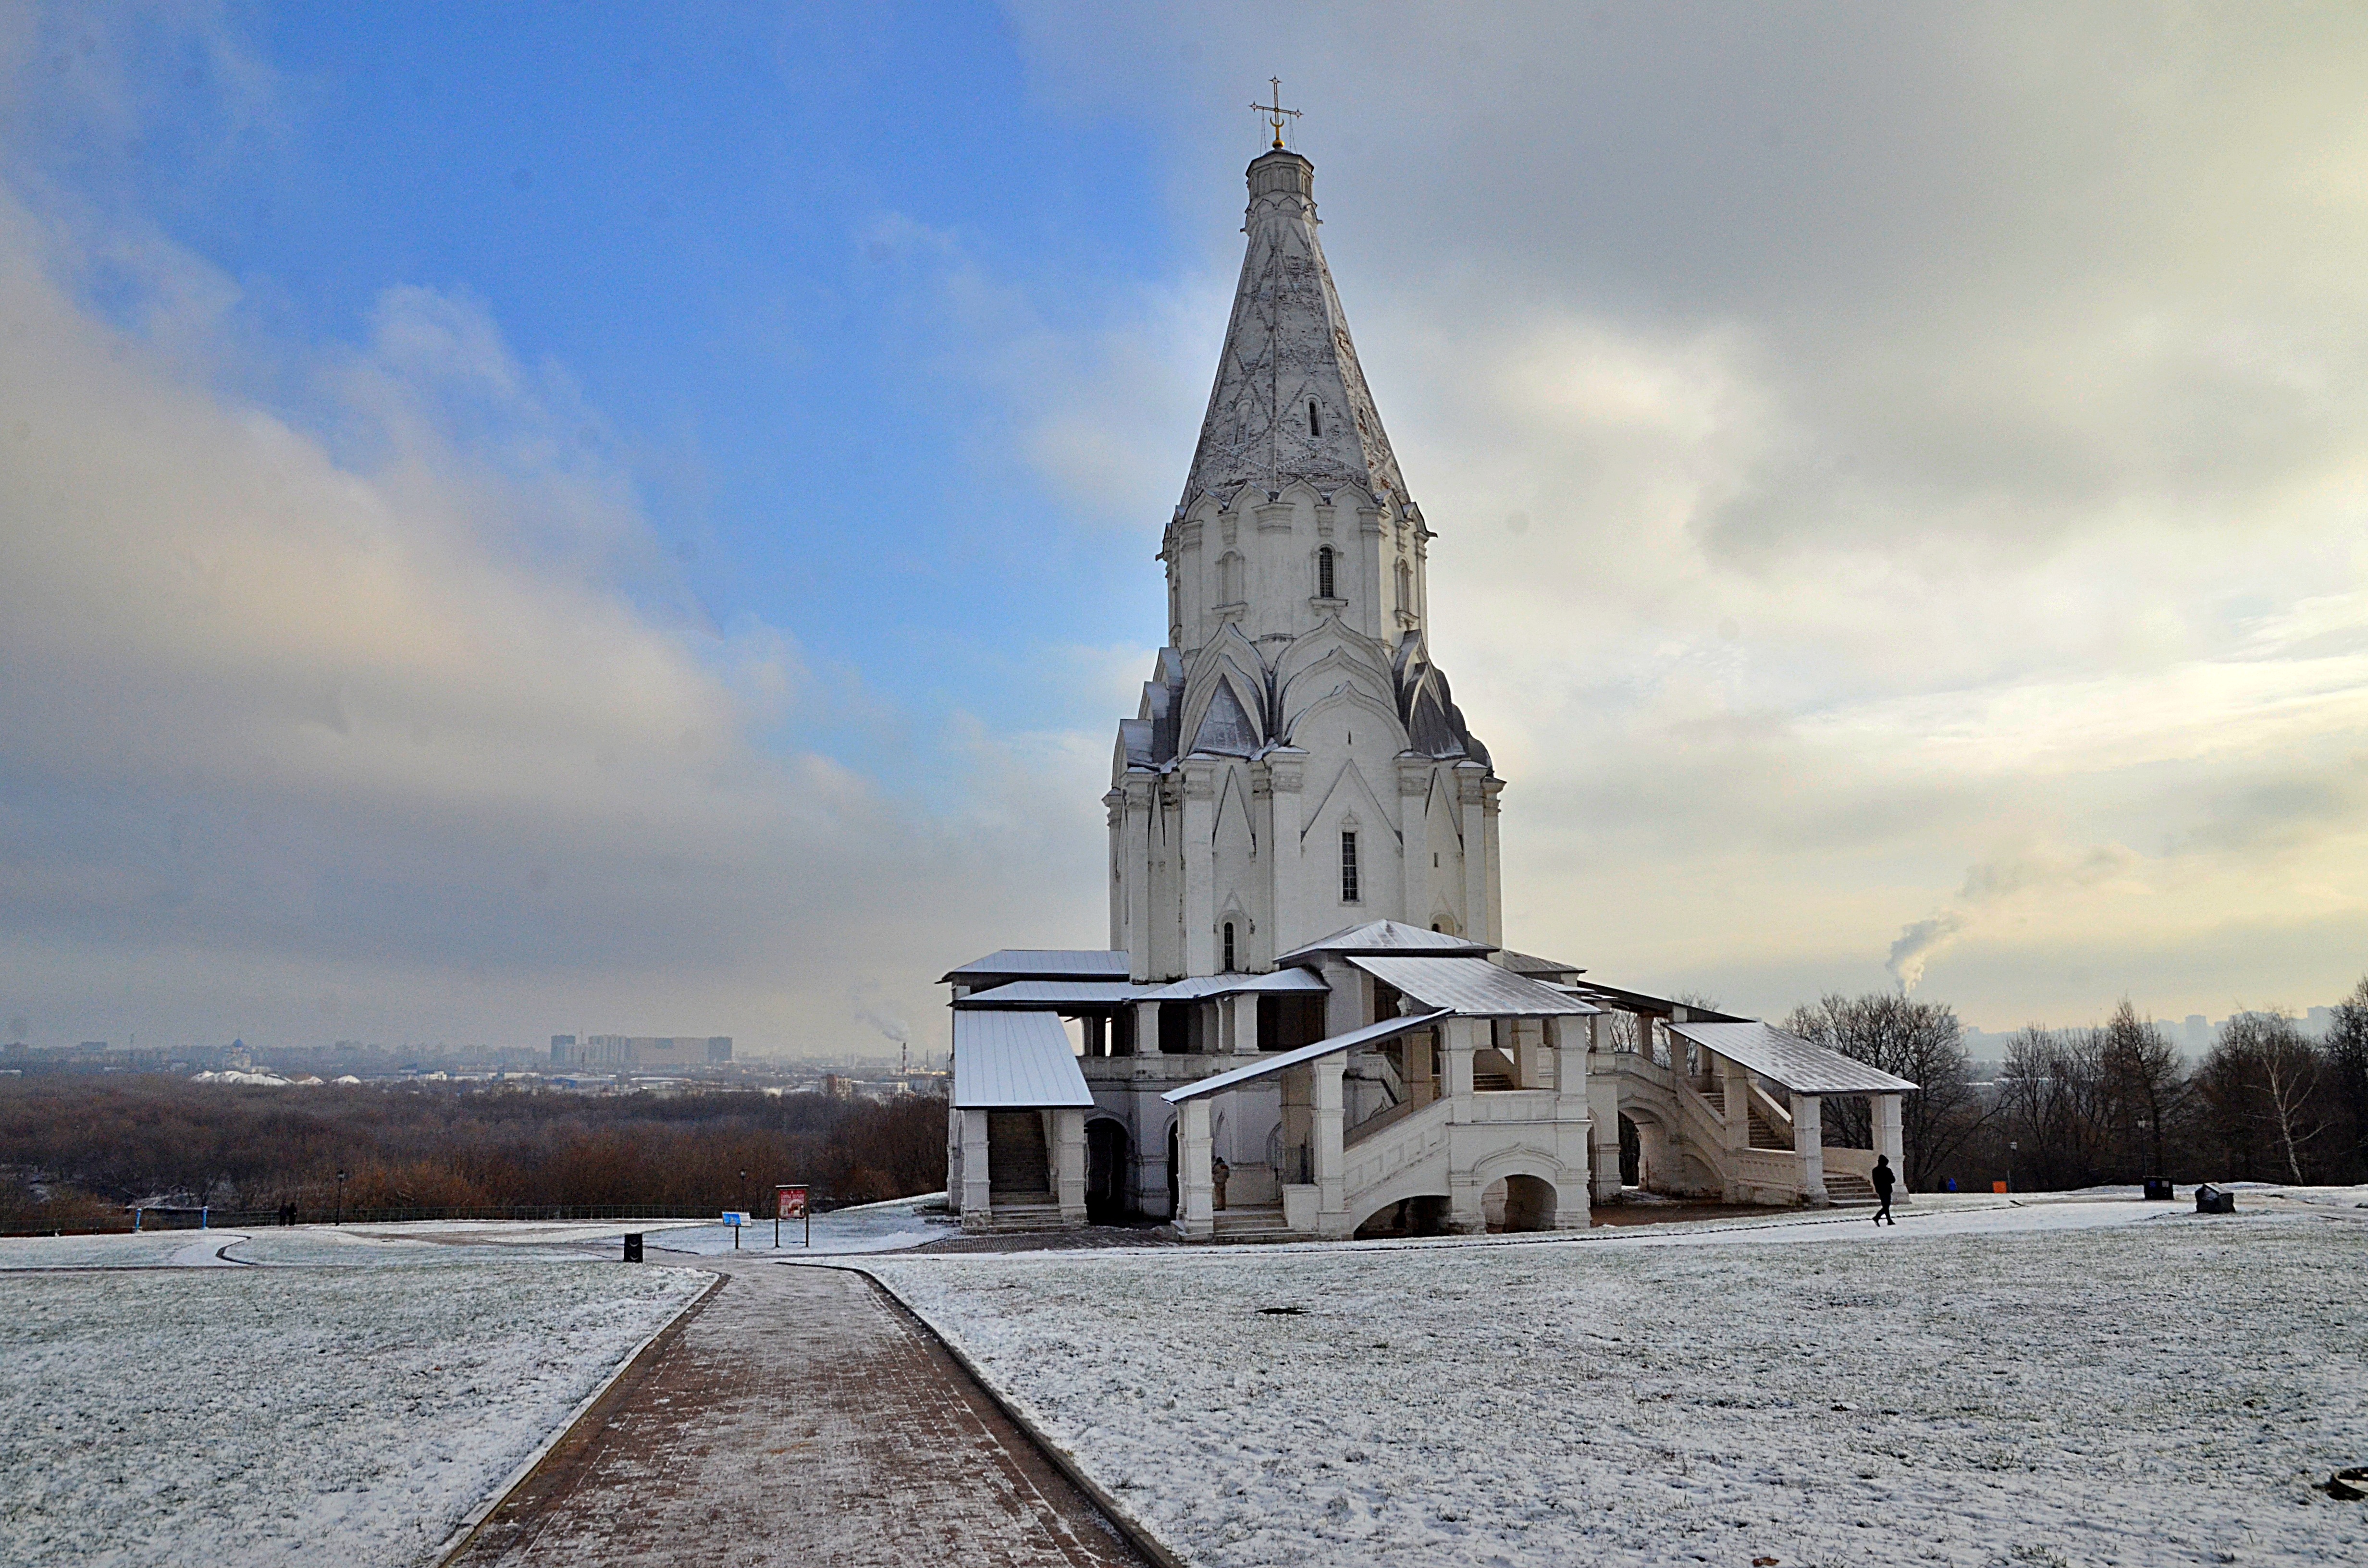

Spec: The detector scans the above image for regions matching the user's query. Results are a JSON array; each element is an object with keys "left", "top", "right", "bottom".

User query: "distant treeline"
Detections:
[
  {"left": 1788, "top": 978, "right": 2368, "bottom": 1191},
  {"left": 0, "top": 1079, "right": 947, "bottom": 1231}
]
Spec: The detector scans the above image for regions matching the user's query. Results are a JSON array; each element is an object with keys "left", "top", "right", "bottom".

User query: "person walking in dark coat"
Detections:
[{"left": 1871, "top": 1154, "right": 1897, "bottom": 1225}]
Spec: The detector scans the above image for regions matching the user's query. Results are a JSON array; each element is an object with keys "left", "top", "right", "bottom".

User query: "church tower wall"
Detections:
[{"left": 1111, "top": 147, "right": 1501, "bottom": 982}]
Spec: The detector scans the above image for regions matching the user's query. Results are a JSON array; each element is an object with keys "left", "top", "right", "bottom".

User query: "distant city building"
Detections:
[{"left": 551, "top": 1034, "right": 731, "bottom": 1067}]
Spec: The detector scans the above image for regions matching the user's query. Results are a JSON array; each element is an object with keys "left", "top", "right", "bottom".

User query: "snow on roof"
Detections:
[
  {"left": 1349, "top": 955, "right": 1602, "bottom": 1017},
  {"left": 950, "top": 1011, "right": 1094, "bottom": 1109},
  {"left": 1139, "top": 969, "right": 1333, "bottom": 1003},
  {"left": 940, "top": 949, "right": 1132, "bottom": 985},
  {"left": 1161, "top": 1010, "right": 1452, "bottom": 1103},
  {"left": 1669, "top": 1020, "right": 1919, "bottom": 1096},
  {"left": 1565, "top": 980, "right": 1749, "bottom": 1023},
  {"left": 1276, "top": 919, "right": 1494, "bottom": 965},
  {"left": 953, "top": 980, "right": 1162, "bottom": 1010}
]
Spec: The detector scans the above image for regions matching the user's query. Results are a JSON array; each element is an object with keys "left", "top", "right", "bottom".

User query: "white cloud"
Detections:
[{"left": 998, "top": 0, "right": 2368, "bottom": 1023}]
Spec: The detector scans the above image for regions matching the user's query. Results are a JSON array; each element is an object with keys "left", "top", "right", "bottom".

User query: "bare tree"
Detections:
[
  {"left": 2200, "top": 1013, "right": 2332, "bottom": 1184},
  {"left": 1785, "top": 993, "right": 1986, "bottom": 1189},
  {"left": 2328, "top": 975, "right": 2368, "bottom": 1183},
  {"left": 2098, "top": 999, "right": 2186, "bottom": 1179}
]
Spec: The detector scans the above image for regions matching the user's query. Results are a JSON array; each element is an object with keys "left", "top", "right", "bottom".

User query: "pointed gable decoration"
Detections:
[{"left": 1183, "top": 150, "right": 1408, "bottom": 512}]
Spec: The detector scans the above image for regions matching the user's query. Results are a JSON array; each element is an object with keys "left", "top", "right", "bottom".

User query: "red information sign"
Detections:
[{"left": 777, "top": 1185, "right": 807, "bottom": 1220}]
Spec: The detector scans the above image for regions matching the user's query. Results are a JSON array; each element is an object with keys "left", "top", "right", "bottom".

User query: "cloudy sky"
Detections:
[{"left": 3, "top": 2, "right": 2363, "bottom": 1057}]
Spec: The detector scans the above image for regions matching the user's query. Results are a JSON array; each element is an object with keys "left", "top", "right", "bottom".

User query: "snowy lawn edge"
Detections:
[
  {"left": 432, "top": 1267, "right": 725, "bottom": 1564},
  {"left": 796, "top": 1259, "right": 1190, "bottom": 1568}
]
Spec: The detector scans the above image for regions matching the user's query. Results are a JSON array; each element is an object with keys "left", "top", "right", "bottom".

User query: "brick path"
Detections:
[{"left": 450, "top": 1259, "right": 1151, "bottom": 1568}]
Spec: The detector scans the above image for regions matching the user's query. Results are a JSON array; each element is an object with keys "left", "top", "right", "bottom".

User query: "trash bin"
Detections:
[
  {"left": 623, "top": 1232, "right": 644, "bottom": 1262},
  {"left": 2195, "top": 1185, "right": 2235, "bottom": 1214},
  {"left": 2143, "top": 1177, "right": 2173, "bottom": 1201}
]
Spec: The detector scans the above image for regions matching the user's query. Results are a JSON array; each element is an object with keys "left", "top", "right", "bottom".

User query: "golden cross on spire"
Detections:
[{"left": 1251, "top": 77, "right": 1300, "bottom": 150}]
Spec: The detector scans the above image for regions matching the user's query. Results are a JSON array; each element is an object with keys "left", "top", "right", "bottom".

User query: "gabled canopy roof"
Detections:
[
  {"left": 1350, "top": 955, "right": 1601, "bottom": 1018},
  {"left": 940, "top": 949, "right": 1131, "bottom": 986},
  {"left": 1161, "top": 1010, "right": 1451, "bottom": 1104},
  {"left": 1669, "top": 1020, "right": 1919, "bottom": 1096},
  {"left": 953, "top": 980, "right": 1162, "bottom": 1011},
  {"left": 1277, "top": 919, "right": 1494, "bottom": 966},
  {"left": 1564, "top": 980, "right": 1748, "bottom": 1024},
  {"left": 951, "top": 1011, "right": 1094, "bottom": 1109}
]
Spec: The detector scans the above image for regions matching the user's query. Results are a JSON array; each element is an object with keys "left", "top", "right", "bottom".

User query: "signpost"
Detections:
[
  {"left": 721, "top": 1210, "right": 749, "bottom": 1251},
  {"left": 777, "top": 1184, "right": 809, "bottom": 1249}
]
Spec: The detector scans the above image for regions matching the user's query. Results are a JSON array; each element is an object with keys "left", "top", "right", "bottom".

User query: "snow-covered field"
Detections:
[
  {"left": 0, "top": 1237, "right": 706, "bottom": 1566},
  {"left": 866, "top": 1202, "right": 2368, "bottom": 1567}
]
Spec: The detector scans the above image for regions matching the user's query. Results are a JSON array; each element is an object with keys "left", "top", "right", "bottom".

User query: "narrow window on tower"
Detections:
[
  {"left": 1317, "top": 546, "right": 1336, "bottom": 600},
  {"left": 1308, "top": 400, "right": 1321, "bottom": 437},
  {"left": 1340, "top": 830, "right": 1361, "bottom": 904},
  {"left": 1222, "top": 921, "right": 1236, "bottom": 972}
]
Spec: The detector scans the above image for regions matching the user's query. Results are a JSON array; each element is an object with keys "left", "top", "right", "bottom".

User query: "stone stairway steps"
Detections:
[
  {"left": 1824, "top": 1171, "right": 1878, "bottom": 1206},
  {"left": 986, "top": 1110, "right": 1050, "bottom": 1198}
]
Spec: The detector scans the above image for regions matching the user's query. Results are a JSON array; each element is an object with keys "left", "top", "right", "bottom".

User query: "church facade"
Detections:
[{"left": 942, "top": 143, "right": 1914, "bottom": 1240}]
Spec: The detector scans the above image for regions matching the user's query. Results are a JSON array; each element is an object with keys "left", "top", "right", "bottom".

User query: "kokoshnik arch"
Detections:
[{"left": 940, "top": 138, "right": 1916, "bottom": 1241}]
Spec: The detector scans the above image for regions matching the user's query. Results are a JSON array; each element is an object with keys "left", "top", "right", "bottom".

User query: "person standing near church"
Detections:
[{"left": 1871, "top": 1154, "right": 1897, "bottom": 1225}]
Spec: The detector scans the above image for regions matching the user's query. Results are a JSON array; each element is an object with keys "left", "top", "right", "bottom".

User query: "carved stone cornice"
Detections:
[{"left": 1253, "top": 500, "right": 1296, "bottom": 533}]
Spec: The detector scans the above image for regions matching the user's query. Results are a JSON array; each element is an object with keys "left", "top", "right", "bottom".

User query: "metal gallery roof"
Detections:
[
  {"left": 1161, "top": 1010, "right": 1452, "bottom": 1104},
  {"left": 1275, "top": 919, "right": 1495, "bottom": 965},
  {"left": 940, "top": 949, "right": 1132, "bottom": 985},
  {"left": 950, "top": 1011, "right": 1095, "bottom": 1109},
  {"left": 1349, "top": 955, "right": 1603, "bottom": 1018},
  {"left": 1139, "top": 969, "right": 1333, "bottom": 1003},
  {"left": 1668, "top": 1020, "right": 1919, "bottom": 1096},
  {"left": 953, "top": 980, "right": 1162, "bottom": 1011}
]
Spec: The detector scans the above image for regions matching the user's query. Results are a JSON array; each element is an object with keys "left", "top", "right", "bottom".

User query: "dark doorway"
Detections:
[
  {"left": 1085, "top": 1119, "right": 1130, "bottom": 1222},
  {"left": 1618, "top": 1113, "right": 1641, "bottom": 1187}
]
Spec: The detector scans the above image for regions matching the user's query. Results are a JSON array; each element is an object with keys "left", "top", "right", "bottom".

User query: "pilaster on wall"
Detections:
[
  {"left": 1481, "top": 776, "right": 1505, "bottom": 946},
  {"left": 1455, "top": 762, "right": 1490, "bottom": 949},
  {"left": 1055, "top": 1109, "right": 1086, "bottom": 1224},
  {"left": 1357, "top": 504, "right": 1385, "bottom": 642},
  {"left": 1398, "top": 760, "right": 1431, "bottom": 928},
  {"left": 1265, "top": 751, "right": 1306, "bottom": 957},
  {"left": 1181, "top": 761, "right": 1218, "bottom": 976},
  {"left": 1104, "top": 788, "right": 1126, "bottom": 953},
  {"left": 1587, "top": 1016, "right": 1622, "bottom": 1202},
  {"left": 1122, "top": 777, "right": 1156, "bottom": 981}
]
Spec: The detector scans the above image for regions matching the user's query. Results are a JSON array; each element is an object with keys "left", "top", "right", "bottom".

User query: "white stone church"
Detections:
[{"left": 943, "top": 140, "right": 1913, "bottom": 1240}]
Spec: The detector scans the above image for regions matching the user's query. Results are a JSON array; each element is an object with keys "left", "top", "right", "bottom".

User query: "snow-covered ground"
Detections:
[
  {"left": 0, "top": 1243, "right": 706, "bottom": 1566},
  {"left": 652, "top": 1191, "right": 954, "bottom": 1257},
  {"left": 865, "top": 1200, "right": 2368, "bottom": 1567}
]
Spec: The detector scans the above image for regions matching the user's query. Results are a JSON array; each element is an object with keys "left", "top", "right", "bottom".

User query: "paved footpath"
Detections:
[{"left": 450, "top": 1257, "right": 1151, "bottom": 1568}]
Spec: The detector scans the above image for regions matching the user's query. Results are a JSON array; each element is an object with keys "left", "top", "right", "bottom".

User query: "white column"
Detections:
[
  {"left": 1873, "top": 1093, "right": 1906, "bottom": 1200},
  {"left": 1586, "top": 1015, "right": 1622, "bottom": 1202},
  {"left": 1177, "top": 1098, "right": 1214, "bottom": 1238},
  {"left": 1312, "top": 1054, "right": 1348, "bottom": 1236},
  {"left": 1228, "top": 992, "right": 1259, "bottom": 1055},
  {"left": 960, "top": 1109, "right": 991, "bottom": 1226},
  {"left": 1055, "top": 1108, "right": 1086, "bottom": 1224},
  {"left": 1548, "top": 1015, "right": 1592, "bottom": 1230},
  {"left": 1441, "top": 1015, "right": 1480, "bottom": 1103},
  {"left": 1134, "top": 1000, "right": 1162, "bottom": 1059},
  {"left": 1792, "top": 1091, "right": 1826, "bottom": 1207}
]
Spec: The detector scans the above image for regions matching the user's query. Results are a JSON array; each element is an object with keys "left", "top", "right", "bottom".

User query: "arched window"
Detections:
[
  {"left": 1218, "top": 551, "right": 1246, "bottom": 606},
  {"left": 1395, "top": 558, "right": 1414, "bottom": 616},
  {"left": 1308, "top": 400, "right": 1321, "bottom": 438},
  {"left": 1340, "top": 830, "right": 1361, "bottom": 904},
  {"left": 1317, "top": 546, "right": 1336, "bottom": 600},
  {"left": 1222, "top": 921, "right": 1236, "bottom": 971}
]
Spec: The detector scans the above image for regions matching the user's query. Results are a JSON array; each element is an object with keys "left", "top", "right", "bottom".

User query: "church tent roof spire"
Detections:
[{"left": 1181, "top": 147, "right": 1408, "bottom": 512}]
